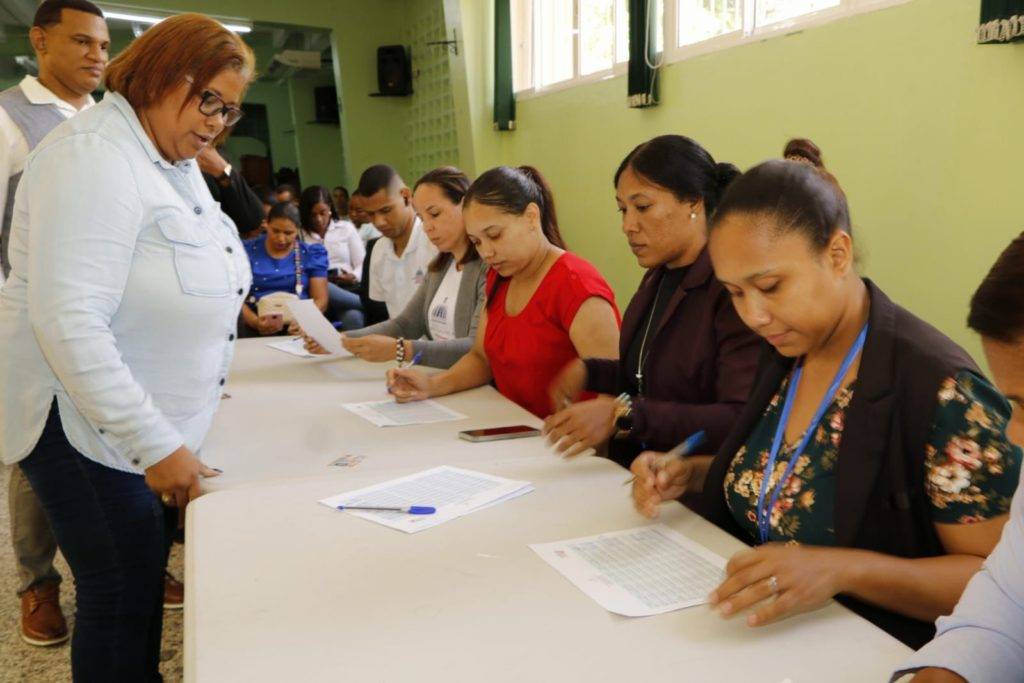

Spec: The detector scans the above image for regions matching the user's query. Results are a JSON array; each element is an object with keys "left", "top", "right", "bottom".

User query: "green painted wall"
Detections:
[
  {"left": 221, "top": 80, "right": 299, "bottom": 177},
  {"left": 287, "top": 69, "right": 345, "bottom": 189},
  {"left": 126, "top": 0, "right": 413, "bottom": 186},
  {"left": 457, "top": 0, "right": 1023, "bottom": 362},
  {"left": 248, "top": 80, "right": 299, "bottom": 172},
  {"left": 405, "top": 0, "right": 460, "bottom": 183}
]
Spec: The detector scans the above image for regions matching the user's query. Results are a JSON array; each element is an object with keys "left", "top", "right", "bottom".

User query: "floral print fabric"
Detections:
[{"left": 724, "top": 371, "right": 1021, "bottom": 545}]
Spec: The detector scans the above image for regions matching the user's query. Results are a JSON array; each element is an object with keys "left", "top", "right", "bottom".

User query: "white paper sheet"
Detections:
[
  {"left": 285, "top": 299, "right": 351, "bottom": 357},
  {"left": 319, "top": 466, "right": 534, "bottom": 533},
  {"left": 530, "top": 525, "right": 726, "bottom": 617},
  {"left": 266, "top": 337, "right": 319, "bottom": 358},
  {"left": 342, "top": 399, "right": 467, "bottom": 427}
]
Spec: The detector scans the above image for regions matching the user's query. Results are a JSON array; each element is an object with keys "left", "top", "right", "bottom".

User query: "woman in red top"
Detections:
[{"left": 388, "top": 165, "right": 620, "bottom": 418}]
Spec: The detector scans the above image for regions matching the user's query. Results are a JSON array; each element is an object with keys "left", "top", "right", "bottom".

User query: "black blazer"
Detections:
[{"left": 698, "top": 279, "right": 980, "bottom": 648}]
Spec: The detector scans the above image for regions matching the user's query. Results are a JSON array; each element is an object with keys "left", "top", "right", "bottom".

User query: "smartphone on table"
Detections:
[{"left": 458, "top": 425, "right": 541, "bottom": 443}]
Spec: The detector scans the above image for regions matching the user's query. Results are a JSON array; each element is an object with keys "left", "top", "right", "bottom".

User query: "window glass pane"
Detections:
[
  {"left": 677, "top": 0, "right": 742, "bottom": 46},
  {"left": 580, "top": 0, "right": 615, "bottom": 75},
  {"left": 615, "top": 0, "right": 629, "bottom": 63},
  {"left": 537, "top": 0, "right": 574, "bottom": 87},
  {"left": 756, "top": 0, "right": 841, "bottom": 27},
  {"left": 655, "top": 0, "right": 664, "bottom": 54},
  {"left": 511, "top": 0, "right": 534, "bottom": 91}
]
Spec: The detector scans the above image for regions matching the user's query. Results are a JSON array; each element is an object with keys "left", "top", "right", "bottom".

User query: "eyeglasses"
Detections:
[{"left": 197, "top": 90, "right": 244, "bottom": 127}]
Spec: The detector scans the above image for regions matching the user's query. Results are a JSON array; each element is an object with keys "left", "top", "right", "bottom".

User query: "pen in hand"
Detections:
[
  {"left": 387, "top": 351, "right": 424, "bottom": 394},
  {"left": 623, "top": 430, "right": 706, "bottom": 487}
]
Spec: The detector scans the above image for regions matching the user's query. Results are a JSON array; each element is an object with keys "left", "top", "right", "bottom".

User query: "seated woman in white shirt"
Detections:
[
  {"left": 300, "top": 185, "right": 364, "bottom": 330},
  {"left": 321, "top": 166, "right": 487, "bottom": 369}
]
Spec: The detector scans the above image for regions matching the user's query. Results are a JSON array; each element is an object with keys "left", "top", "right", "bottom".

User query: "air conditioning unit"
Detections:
[
  {"left": 264, "top": 50, "right": 325, "bottom": 83},
  {"left": 272, "top": 50, "right": 322, "bottom": 70}
]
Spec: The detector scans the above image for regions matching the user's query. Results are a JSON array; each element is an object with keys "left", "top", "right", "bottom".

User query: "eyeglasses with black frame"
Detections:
[{"left": 197, "top": 90, "right": 244, "bottom": 127}]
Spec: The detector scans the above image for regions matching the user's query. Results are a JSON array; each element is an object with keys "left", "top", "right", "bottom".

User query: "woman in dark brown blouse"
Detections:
[{"left": 544, "top": 135, "right": 760, "bottom": 467}]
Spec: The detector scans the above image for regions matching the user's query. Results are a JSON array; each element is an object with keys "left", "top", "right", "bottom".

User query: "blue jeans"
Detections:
[
  {"left": 18, "top": 402, "right": 171, "bottom": 682},
  {"left": 327, "top": 282, "right": 365, "bottom": 331}
]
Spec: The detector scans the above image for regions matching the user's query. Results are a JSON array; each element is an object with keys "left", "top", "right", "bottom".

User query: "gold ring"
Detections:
[{"left": 161, "top": 493, "right": 173, "bottom": 506}]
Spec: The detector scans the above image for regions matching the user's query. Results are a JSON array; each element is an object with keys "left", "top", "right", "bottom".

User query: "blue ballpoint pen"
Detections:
[
  {"left": 624, "top": 430, "right": 707, "bottom": 486},
  {"left": 337, "top": 505, "right": 436, "bottom": 515}
]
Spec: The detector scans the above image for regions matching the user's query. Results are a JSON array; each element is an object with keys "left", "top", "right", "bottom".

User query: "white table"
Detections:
[
  {"left": 198, "top": 339, "right": 548, "bottom": 492},
  {"left": 184, "top": 455, "right": 912, "bottom": 682}
]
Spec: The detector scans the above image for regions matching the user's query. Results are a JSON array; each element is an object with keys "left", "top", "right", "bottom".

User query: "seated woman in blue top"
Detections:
[{"left": 240, "top": 202, "right": 329, "bottom": 336}]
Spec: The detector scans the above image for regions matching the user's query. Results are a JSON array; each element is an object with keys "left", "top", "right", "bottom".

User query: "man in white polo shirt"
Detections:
[
  {"left": 358, "top": 164, "right": 437, "bottom": 318},
  {"left": 0, "top": 0, "right": 109, "bottom": 647}
]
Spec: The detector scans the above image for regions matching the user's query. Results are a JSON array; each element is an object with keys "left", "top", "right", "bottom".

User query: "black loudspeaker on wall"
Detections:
[
  {"left": 376, "top": 45, "right": 412, "bottom": 96},
  {"left": 313, "top": 86, "right": 340, "bottom": 124}
]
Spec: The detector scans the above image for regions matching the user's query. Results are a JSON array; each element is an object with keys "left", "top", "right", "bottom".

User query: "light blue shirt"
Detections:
[
  {"left": 894, "top": 471, "right": 1024, "bottom": 682},
  {"left": 0, "top": 91, "right": 251, "bottom": 473}
]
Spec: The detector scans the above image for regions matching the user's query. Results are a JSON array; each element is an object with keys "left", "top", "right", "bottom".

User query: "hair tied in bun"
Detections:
[{"left": 783, "top": 138, "right": 824, "bottom": 169}]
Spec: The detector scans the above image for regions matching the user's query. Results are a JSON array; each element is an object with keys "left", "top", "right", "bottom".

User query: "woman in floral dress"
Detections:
[{"left": 630, "top": 146, "right": 1021, "bottom": 647}]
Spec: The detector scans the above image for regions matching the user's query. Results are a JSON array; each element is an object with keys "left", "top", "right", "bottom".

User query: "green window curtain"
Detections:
[
  {"left": 627, "top": 0, "right": 659, "bottom": 108},
  {"left": 494, "top": 0, "right": 516, "bottom": 131},
  {"left": 978, "top": 0, "right": 1024, "bottom": 43}
]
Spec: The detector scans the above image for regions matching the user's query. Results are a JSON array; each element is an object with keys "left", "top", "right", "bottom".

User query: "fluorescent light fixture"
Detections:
[{"left": 101, "top": 9, "right": 252, "bottom": 34}]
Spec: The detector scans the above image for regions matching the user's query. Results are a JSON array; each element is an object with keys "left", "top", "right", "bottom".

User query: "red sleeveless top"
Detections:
[{"left": 484, "top": 252, "right": 620, "bottom": 418}]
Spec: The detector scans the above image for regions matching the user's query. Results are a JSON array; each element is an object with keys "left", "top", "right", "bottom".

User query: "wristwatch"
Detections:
[
  {"left": 216, "top": 164, "right": 232, "bottom": 186},
  {"left": 612, "top": 394, "right": 634, "bottom": 434}
]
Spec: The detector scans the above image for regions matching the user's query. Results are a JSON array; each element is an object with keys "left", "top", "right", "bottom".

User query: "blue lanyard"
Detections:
[{"left": 754, "top": 323, "right": 869, "bottom": 544}]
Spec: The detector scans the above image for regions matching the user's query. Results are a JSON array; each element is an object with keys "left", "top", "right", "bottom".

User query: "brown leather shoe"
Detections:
[
  {"left": 163, "top": 572, "right": 183, "bottom": 610},
  {"left": 20, "top": 581, "right": 69, "bottom": 647}
]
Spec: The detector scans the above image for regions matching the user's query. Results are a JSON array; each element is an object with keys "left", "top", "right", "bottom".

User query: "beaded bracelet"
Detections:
[{"left": 396, "top": 337, "right": 406, "bottom": 364}]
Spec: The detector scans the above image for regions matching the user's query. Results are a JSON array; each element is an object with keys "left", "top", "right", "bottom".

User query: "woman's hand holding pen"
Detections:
[
  {"left": 630, "top": 451, "right": 712, "bottom": 518},
  {"left": 542, "top": 397, "right": 617, "bottom": 458},
  {"left": 387, "top": 367, "right": 434, "bottom": 402},
  {"left": 630, "top": 452, "right": 696, "bottom": 518}
]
